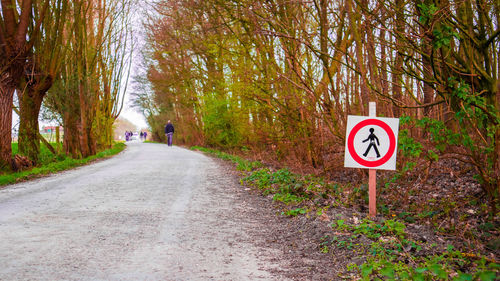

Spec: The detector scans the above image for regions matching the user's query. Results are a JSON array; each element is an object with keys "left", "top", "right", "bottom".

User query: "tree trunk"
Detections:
[
  {"left": 0, "top": 82, "right": 15, "bottom": 171},
  {"left": 422, "top": 45, "right": 434, "bottom": 117},
  {"left": 379, "top": 30, "right": 392, "bottom": 117},
  {"left": 55, "top": 126, "right": 60, "bottom": 152},
  {"left": 347, "top": 0, "right": 368, "bottom": 115},
  {"left": 18, "top": 71, "right": 54, "bottom": 163},
  {"left": 392, "top": 0, "right": 404, "bottom": 118},
  {"left": 18, "top": 89, "right": 43, "bottom": 164},
  {"left": 494, "top": 80, "right": 500, "bottom": 216},
  {"left": 415, "top": 0, "right": 435, "bottom": 118},
  {"left": 63, "top": 111, "right": 82, "bottom": 158},
  {"left": 78, "top": 82, "right": 90, "bottom": 157},
  {"left": 38, "top": 130, "right": 56, "bottom": 155}
]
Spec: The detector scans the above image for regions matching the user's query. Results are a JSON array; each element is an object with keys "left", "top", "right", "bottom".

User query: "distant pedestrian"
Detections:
[
  {"left": 143, "top": 131, "right": 147, "bottom": 140},
  {"left": 165, "top": 120, "right": 174, "bottom": 146},
  {"left": 140, "top": 131, "right": 144, "bottom": 140},
  {"left": 125, "top": 131, "right": 129, "bottom": 141}
]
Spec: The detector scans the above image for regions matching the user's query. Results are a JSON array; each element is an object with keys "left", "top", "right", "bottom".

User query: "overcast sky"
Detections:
[
  {"left": 119, "top": 0, "right": 149, "bottom": 130},
  {"left": 12, "top": 77, "right": 148, "bottom": 130},
  {"left": 120, "top": 99, "right": 148, "bottom": 129}
]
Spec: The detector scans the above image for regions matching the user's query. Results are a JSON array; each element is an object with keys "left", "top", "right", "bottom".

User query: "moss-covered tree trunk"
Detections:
[
  {"left": 18, "top": 76, "right": 53, "bottom": 164},
  {"left": 63, "top": 111, "right": 82, "bottom": 159},
  {"left": 18, "top": 89, "right": 44, "bottom": 164},
  {"left": 55, "top": 126, "right": 60, "bottom": 152}
]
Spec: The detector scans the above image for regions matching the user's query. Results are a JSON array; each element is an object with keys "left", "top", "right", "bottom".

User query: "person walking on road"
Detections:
[{"left": 165, "top": 120, "right": 175, "bottom": 146}]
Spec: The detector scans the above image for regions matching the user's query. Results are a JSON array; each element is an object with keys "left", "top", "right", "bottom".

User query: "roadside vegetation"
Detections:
[
  {"left": 192, "top": 146, "right": 499, "bottom": 280},
  {"left": 137, "top": 0, "right": 499, "bottom": 218},
  {"left": 0, "top": 142, "right": 125, "bottom": 186},
  {"left": 145, "top": 1, "right": 499, "bottom": 278}
]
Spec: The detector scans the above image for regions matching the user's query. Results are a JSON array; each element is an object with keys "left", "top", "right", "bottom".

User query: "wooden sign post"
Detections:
[
  {"left": 344, "top": 102, "right": 400, "bottom": 218},
  {"left": 368, "top": 102, "right": 377, "bottom": 217}
]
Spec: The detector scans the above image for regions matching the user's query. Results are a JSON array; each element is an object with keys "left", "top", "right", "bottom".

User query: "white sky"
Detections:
[
  {"left": 120, "top": 1, "right": 149, "bottom": 130},
  {"left": 12, "top": 100, "right": 148, "bottom": 130},
  {"left": 120, "top": 99, "right": 148, "bottom": 129}
]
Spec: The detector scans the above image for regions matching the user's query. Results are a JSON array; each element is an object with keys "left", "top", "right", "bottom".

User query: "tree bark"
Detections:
[
  {"left": 78, "top": 81, "right": 91, "bottom": 158},
  {"left": 0, "top": 0, "right": 48, "bottom": 171},
  {"left": 56, "top": 126, "right": 60, "bottom": 151},
  {"left": 18, "top": 88, "right": 44, "bottom": 164},
  {"left": 422, "top": 44, "right": 434, "bottom": 117},
  {"left": 347, "top": 0, "right": 368, "bottom": 115},
  {"left": 0, "top": 82, "right": 14, "bottom": 171},
  {"left": 63, "top": 111, "right": 82, "bottom": 158},
  {"left": 18, "top": 74, "right": 53, "bottom": 164},
  {"left": 379, "top": 28, "right": 390, "bottom": 117},
  {"left": 495, "top": 80, "right": 500, "bottom": 214},
  {"left": 392, "top": 0, "right": 404, "bottom": 118},
  {"left": 38, "top": 130, "right": 56, "bottom": 155}
]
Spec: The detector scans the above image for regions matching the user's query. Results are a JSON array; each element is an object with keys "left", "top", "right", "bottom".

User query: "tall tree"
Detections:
[
  {"left": 17, "top": 0, "right": 69, "bottom": 164},
  {"left": 0, "top": 0, "right": 49, "bottom": 170},
  {"left": 44, "top": 0, "right": 133, "bottom": 158}
]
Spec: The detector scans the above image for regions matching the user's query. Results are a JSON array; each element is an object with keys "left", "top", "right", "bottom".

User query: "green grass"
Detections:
[
  {"left": 191, "top": 146, "right": 263, "bottom": 171},
  {"left": 11, "top": 142, "right": 65, "bottom": 166},
  {"left": 0, "top": 142, "right": 126, "bottom": 186},
  {"left": 334, "top": 219, "right": 499, "bottom": 281}
]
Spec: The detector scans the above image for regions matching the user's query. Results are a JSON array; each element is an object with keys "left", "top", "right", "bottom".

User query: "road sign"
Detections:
[{"left": 344, "top": 115, "right": 399, "bottom": 170}]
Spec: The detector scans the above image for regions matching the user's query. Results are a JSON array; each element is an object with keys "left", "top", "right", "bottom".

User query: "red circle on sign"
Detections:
[{"left": 347, "top": 119, "right": 396, "bottom": 167}]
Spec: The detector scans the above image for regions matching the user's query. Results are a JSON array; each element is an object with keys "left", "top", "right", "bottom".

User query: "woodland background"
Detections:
[{"left": 135, "top": 0, "right": 499, "bottom": 218}]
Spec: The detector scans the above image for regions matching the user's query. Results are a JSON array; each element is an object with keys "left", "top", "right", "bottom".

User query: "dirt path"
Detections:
[{"left": 0, "top": 142, "right": 309, "bottom": 280}]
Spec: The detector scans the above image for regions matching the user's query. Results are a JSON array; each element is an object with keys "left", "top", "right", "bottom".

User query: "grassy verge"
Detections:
[
  {"left": 191, "top": 146, "right": 263, "bottom": 171},
  {"left": 12, "top": 142, "right": 64, "bottom": 166},
  {"left": 143, "top": 140, "right": 163, "bottom": 144},
  {"left": 0, "top": 142, "right": 126, "bottom": 186},
  {"left": 191, "top": 146, "right": 499, "bottom": 280}
]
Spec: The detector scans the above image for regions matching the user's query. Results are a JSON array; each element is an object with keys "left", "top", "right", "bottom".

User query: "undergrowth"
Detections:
[
  {"left": 242, "top": 167, "right": 341, "bottom": 207},
  {"left": 332, "top": 219, "right": 498, "bottom": 280},
  {"left": 191, "top": 145, "right": 499, "bottom": 280}
]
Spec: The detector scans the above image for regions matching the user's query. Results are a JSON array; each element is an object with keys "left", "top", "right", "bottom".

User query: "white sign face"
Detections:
[{"left": 344, "top": 115, "right": 400, "bottom": 170}]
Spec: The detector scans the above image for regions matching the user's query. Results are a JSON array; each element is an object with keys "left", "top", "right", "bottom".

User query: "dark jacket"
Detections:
[{"left": 165, "top": 123, "right": 174, "bottom": 134}]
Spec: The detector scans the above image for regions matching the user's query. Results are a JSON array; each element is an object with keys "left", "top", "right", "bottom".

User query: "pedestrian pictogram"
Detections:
[
  {"left": 362, "top": 128, "right": 380, "bottom": 158},
  {"left": 344, "top": 115, "right": 399, "bottom": 171}
]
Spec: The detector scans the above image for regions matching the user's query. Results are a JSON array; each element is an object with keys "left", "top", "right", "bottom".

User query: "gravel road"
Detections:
[{"left": 0, "top": 142, "right": 291, "bottom": 281}]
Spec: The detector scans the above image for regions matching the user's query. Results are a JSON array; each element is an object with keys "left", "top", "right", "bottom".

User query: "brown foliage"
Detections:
[{"left": 137, "top": 0, "right": 499, "bottom": 212}]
